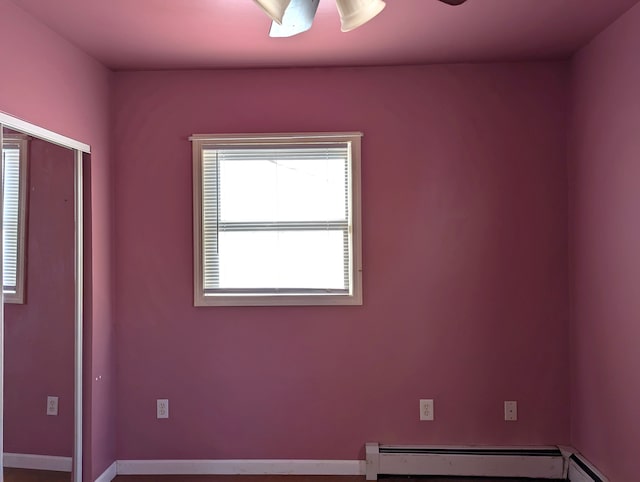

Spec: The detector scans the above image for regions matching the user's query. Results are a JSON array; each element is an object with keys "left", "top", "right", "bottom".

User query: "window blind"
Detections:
[
  {"left": 201, "top": 144, "right": 352, "bottom": 295},
  {"left": 2, "top": 145, "right": 21, "bottom": 292}
]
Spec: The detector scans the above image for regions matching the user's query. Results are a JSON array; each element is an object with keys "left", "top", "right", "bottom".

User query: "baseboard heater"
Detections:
[
  {"left": 365, "top": 443, "right": 565, "bottom": 480},
  {"left": 567, "top": 453, "right": 607, "bottom": 482}
]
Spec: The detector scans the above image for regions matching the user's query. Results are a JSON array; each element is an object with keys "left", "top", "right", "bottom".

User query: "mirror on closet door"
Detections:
[{"left": 2, "top": 125, "right": 76, "bottom": 482}]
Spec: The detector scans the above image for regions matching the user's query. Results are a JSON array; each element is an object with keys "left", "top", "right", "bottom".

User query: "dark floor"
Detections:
[
  {"left": 113, "top": 476, "right": 561, "bottom": 482},
  {"left": 3, "top": 468, "right": 70, "bottom": 482},
  {"left": 2, "top": 471, "right": 561, "bottom": 482}
]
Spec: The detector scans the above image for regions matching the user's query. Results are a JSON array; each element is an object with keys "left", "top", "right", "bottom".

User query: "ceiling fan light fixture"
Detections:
[
  {"left": 336, "top": 0, "right": 386, "bottom": 32},
  {"left": 269, "top": 0, "right": 320, "bottom": 37},
  {"left": 253, "top": 0, "right": 292, "bottom": 25}
]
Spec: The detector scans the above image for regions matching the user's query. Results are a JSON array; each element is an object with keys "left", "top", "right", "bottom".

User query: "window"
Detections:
[
  {"left": 192, "top": 132, "right": 362, "bottom": 306},
  {"left": 2, "top": 135, "right": 28, "bottom": 304}
]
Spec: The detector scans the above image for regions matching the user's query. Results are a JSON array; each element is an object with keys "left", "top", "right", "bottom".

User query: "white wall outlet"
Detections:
[
  {"left": 47, "top": 396, "right": 59, "bottom": 416},
  {"left": 157, "top": 399, "right": 169, "bottom": 419},
  {"left": 504, "top": 400, "right": 517, "bottom": 421},
  {"left": 419, "top": 399, "right": 434, "bottom": 421}
]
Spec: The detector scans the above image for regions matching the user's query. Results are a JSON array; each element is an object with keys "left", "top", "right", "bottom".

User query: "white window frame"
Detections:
[
  {"left": 191, "top": 132, "right": 363, "bottom": 307},
  {"left": 2, "top": 134, "right": 28, "bottom": 304}
]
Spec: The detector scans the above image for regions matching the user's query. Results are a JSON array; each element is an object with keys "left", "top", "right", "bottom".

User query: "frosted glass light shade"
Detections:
[
  {"left": 253, "top": 0, "right": 292, "bottom": 25},
  {"left": 336, "top": 0, "right": 386, "bottom": 32},
  {"left": 270, "top": 0, "right": 320, "bottom": 37}
]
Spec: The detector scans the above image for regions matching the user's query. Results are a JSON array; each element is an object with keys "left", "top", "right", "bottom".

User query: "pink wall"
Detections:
[
  {"left": 4, "top": 138, "right": 75, "bottom": 457},
  {"left": 569, "top": 3, "right": 640, "bottom": 481},
  {"left": 3, "top": 0, "right": 638, "bottom": 476},
  {"left": 113, "top": 63, "right": 570, "bottom": 460},
  {"left": 0, "top": 1, "right": 115, "bottom": 480}
]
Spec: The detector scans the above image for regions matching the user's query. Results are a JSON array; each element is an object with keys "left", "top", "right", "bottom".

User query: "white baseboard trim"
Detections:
[
  {"left": 93, "top": 450, "right": 607, "bottom": 481},
  {"left": 3, "top": 452, "right": 72, "bottom": 472},
  {"left": 94, "top": 461, "right": 118, "bottom": 482},
  {"left": 117, "top": 459, "right": 365, "bottom": 476}
]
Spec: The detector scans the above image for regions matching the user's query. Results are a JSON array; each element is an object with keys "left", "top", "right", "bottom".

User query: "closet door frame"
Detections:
[{"left": 0, "top": 110, "right": 90, "bottom": 482}]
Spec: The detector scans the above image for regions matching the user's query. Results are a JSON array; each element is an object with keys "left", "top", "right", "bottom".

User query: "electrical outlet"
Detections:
[
  {"left": 419, "top": 399, "right": 434, "bottom": 421},
  {"left": 504, "top": 400, "right": 517, "bottom": 421},
  {"left": 157, "top": 399, "right": 169, "bottom": 419},
  {"left": 47, "top": 396, "right": 59, "bottom": 416}
]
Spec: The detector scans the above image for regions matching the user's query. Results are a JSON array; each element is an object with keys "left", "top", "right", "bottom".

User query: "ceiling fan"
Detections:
[{"left": 253, "top": 0, "right": 469, "bottom": 37}]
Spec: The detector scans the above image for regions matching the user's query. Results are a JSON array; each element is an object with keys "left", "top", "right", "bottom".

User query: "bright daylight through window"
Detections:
[
  {"left": 192, "top": 133, "right": 362, "bottom": 306},
  {"left": 2, "top": 135, "right": 27, "bottom": 304}
]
